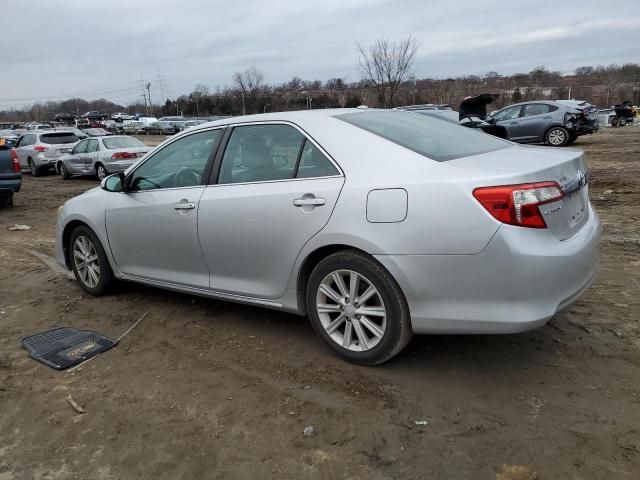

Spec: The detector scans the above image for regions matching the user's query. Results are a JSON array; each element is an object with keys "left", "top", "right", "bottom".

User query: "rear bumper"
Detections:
[
  {"left": 375, "top": 205, "right": 601, "bottom": 334},
  {"left": 0, "top": 175, "right": 22, "bottom": 193}
]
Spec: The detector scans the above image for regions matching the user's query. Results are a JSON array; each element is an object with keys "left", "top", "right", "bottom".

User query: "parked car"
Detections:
[
  {"left": 57, "top": 135, "right": 150, "bottom": 180},
  {"left": 56, "top": 127, "right": 90, "bottom": 139},
  {"left": 81, "top": 111, "right": 107, "bottom": 121},
  {"left": 491, "top": 100, "right": 599, "bottom": 146},
  {"left": 55, "top": 112, "right": 76, "bottom": 122},
  {"left": 143, "top": 121, "right": 176, "bottom": 135},
  {"left": 83, "top": 128, "right": 112, "bottom": 137},
  {"left": 25, "top": 123, "right": 52, "bottom": 131},
  {"left": 0, "top": 129, "right": 19, "bottom": 147},
  {"left": 122, "top": 121, "right": 146, "bottom": 135},
  {"left": 597, "top": 108, "right": 617, "bottom": 127},
  {"left": 111, "top": 112, "right": 135, "bottom": 121},
  {"left": 55, "top": 109, "right": 600, "bottom": 365},
  {"left": 13, "top": 131, "right": 81, "bottom": 176},
  {"left": 0, "top": 137, "right": 21, "bottom": 207}
]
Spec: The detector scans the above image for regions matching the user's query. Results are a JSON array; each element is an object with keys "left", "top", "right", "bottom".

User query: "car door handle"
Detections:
[
  {"left": 174, "top": 200, "right": 195, "bottom": 210},
  {"left": 293, "top": 197, "right": 325, "bottom": 207},
  {"left": 509, "top": 121, "right": 519, "bottom": 125}
]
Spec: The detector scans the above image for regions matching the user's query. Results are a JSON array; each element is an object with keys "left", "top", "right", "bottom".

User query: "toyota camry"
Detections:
[{"left": 55, "top": 109, "right": 601, "bottom": 364}]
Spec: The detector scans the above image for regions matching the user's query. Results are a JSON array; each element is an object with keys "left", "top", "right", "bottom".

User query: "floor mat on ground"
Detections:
[{"left": 22, "top": 327, "right": 116, "bottom": 370}]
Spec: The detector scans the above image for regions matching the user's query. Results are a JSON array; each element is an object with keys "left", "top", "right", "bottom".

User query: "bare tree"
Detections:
[
  {"left": 232, "top": 66, "right": 264, "bottom": 114},
  {"left": 355, "top": 36, "right": 418, "bottom": 108}
]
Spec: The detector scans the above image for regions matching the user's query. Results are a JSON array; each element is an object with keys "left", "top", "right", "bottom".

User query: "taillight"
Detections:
[
  {"left": 111, "top": 152, "right": 137, "bottom": 159},
  {"left": 34, "top": 145, "right": 48, "bottom": 152},
  {"left": 10, "top": 149, "right": 20, "bottom": 172},
  {"left": 473, "top": 181, "right": 564, "bottom": 229}
]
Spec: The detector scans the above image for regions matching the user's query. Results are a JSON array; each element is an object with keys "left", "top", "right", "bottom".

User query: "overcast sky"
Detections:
[{"left": 1, "top": 0, "right": 639, "bottom": 108}]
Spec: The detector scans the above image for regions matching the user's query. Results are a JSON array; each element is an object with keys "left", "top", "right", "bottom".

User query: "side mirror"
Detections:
[{"left": 101, "top": 172, "right": 125, "bottom": 192}]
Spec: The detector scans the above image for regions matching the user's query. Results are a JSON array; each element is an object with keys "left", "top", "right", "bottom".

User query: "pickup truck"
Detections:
[{"left": 0, "top": 138, "right": 21, "bottom": 207}]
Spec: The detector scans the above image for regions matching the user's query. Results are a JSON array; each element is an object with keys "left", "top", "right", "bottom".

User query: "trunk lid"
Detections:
[{"left": 450, "top": 144, "right": 590, "bottom": 240}]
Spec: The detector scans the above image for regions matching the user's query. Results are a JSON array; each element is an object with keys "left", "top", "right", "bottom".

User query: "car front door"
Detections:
[
  {"left": 105, "top": 128, "right": 224, "bottom": 287},
  {"left": 84, "top": 139, "right": 100, "bottom": 174},
  {"left": 197, "top": 123, "right": 344, "bottom": 299},
  {"left": 493, "top": 105, "right": 524, "bottom": 141},
  {"left": 517, "top": 103, "right": 556, "bottom": 142},
  {"left": 67, "top": 140, "right": 89, "bottom": 174}
]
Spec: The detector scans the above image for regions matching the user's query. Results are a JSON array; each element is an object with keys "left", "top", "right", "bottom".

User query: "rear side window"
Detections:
[
  {"left": 103, "top": 137, "right": 145, "bottom": 149},
  {"left": 337, "top": 111, "right": 509, "bottom": 162},
  {"left": 523, "top": 104, "right": 557, "bottom": 116},
  {"left": 297, "top": 140, "right": 338, "bottom": 178},
  {"left": 40, "top": 133, "right": 80, "bottom": 144}
]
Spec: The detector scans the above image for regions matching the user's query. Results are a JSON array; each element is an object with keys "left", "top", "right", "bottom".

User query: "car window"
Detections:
[
  {"left": 523, "top": 104, "right": 555, "bottom": 116},
  {"left": 218, "top": 124, "right": 305, "bottom": 184},
  {"left": 73, "top": 140, "right": 88, "bottom": 154},
  {"left": 40, "top": 133, "right": 80, "bottom": 144},
  {"left": 337, "top": 111, "right": 509, "bottom": 162},
  {"left": 130, "top": 129, "right": 222, "bottom": 191},
  {"left": 103, "top": 137, "right": 145, "bottom": 149},
  {"left": 87, "top": 139, "right": 99, "bottom": 152},
  {"left": 493, "top": 106, "right": 522, "bottom": 121},
  {"left": 296, "top": 140, "right": 339, "bottom": 178}
]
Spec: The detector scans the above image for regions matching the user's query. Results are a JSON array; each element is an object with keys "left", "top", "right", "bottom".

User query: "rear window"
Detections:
[
  {"left": 40, "top": 133, "right": 80, "bottom": 144},
  {"left": 337, "top": 111, "right": 509, "bottom": 161},
  {"left": 103, "top": 137, "right": 145, "bottom": 149}
]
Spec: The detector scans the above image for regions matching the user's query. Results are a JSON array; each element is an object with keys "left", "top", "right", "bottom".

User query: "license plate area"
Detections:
[{"left": 564, "top": 186, "right": 588, "bottom": 229}]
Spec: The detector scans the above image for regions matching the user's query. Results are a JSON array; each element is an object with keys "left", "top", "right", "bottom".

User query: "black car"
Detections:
[
  {"left": 81, "top": 111, "right": 107, "bottom": 121},
  {"left": 55, "top": 112, "right": 76, "bottom": 122},
  {"left": 0, "top": 137, "right": 21, "bottom": 207}
]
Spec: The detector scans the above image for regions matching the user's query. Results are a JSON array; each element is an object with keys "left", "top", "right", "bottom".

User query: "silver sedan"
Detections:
[
  {"left": 56, "top": 135, "right": 151, "bottom": 180},
  {"left": 55, "top": 109, "right": 601, "bottom": 364}
]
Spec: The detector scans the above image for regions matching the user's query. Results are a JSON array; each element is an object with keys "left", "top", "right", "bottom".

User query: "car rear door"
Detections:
[
  {"left": 105, "top": 128, "right": 224, "bottom": 288},
  {"left": 84, "top": 139, "right": 100, "bottom": 173},
  {"left": 516, "top": 103, "right": 556, "bottom": 142},
  {"left": 197, "top": 123, "right": 344, "bottom": 299}
]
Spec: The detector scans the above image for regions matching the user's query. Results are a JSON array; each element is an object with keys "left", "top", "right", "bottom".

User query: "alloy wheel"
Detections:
[
  {"left": 548, "top": 128, "right": 566, "bottom": 146},
  {"left": 315, "top": 270, "right": 387, "bottom": 352},
  {"left": 73, "top": 235, "right": 100, "bottom": 288},
  {"left": 97, "top": 165, "right": 107, "bottom": 180}
]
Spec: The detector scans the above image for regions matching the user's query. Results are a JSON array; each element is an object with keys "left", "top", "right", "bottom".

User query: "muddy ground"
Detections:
[{"left": 0, "top": 128, "right": 638, "bottom": 480}]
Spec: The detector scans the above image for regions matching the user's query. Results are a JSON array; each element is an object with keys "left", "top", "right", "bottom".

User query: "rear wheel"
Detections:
[
  {"left": 59, "top": 163, "right": 71, "bottom": 180},
  {"left": 96, "top": 163, "right": 108, "bottom": 180},
  {"left": 28, "top": 158, "right": 42, "bottom": 177},
  {"left": 306, "top": 250, "right": 412, "bottom": 365},
  {"left": 546, "top": 126, "right": 570, "bottom": 147},
  {"left": 69, "top": 226, "right": 114, "bottom": 296},
  {"left": 0, "top": 194, "right": 12, "bottom": 208}
]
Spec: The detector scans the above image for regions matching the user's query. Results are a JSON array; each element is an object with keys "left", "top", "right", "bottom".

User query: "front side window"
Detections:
[
  {"left": 218, "top": 124, "right": 305, "bottom": 184},
  {"left": 493, "top": 106, "right": 522, "bottom": 121},
  {"left": 87, "top": 139, "right": 99, "bottom": 152},
  {"left": 129, "top": 129, "right": 222, "bottom": 191},
  {"left": 72, "top": 140, "right": 88, "bottom": 154},
  {"left": 337, "top": 111, "right": 509, "bottom": 162}
]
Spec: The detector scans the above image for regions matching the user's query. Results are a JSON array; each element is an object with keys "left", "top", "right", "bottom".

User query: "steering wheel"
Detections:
[{"left": 174, "top": 168, "right": 202, "bottom": 187}]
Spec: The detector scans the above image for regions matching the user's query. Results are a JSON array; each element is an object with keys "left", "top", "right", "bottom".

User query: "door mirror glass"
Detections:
[{"left": 101, "top": 172, "right": 124, "bottom": 192}]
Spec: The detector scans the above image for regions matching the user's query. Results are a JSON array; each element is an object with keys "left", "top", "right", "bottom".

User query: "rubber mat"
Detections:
[{"left": 22, "top": 327, "right": 116, "bottom": 370}]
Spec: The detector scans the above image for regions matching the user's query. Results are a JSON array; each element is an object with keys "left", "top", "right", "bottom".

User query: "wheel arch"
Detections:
[
  {"left": 61, "top": 220, "right": 94, "bottom": 269},
  {"left": 295, "top": 244, "right": 402, "bottom": 316}
]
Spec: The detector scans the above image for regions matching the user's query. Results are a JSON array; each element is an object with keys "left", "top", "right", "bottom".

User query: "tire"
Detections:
[
  {"left": 0, "top": 194, "right": 11, "bottom": 208},
  {"left": 619, "top": 118, "right": 628, "bottom": 127},
  {"left": 69, "top": 226, "right": 114, "bottom": 296},
  {"left": 28, "top": 158, "right": 42, "bottom": 177},
  {"left": 545, "top": 126, "right": 570, "bottom": 147},
  {"left": 96, "top": 163, "right": 108, "bottom": 180},
  {"left": 59, "top": 163, "right": 71, "bottom": 180},
  {"left": 306, "top": 250, "right": 412, "bottom": 365},
  {"left": 566, "top": 134, "right": 577, "bottom": 146}
]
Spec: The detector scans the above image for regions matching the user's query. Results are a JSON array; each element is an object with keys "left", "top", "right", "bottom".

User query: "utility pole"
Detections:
[{"left": 146, "top": 83, "right": 152, "bottom": 116}]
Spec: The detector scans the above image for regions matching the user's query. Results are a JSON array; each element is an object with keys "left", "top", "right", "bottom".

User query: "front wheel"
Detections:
[
  {"left": 69, "top": 226, "right": 114, "bottom": 296},
  {"left": 546, "top": 126, "right": 570, "bottom": 147},
  {"left": 96, "top": 163, "right": 108, "bottom": 180},
  {"left": 306, "top": 250, "right": 412, "bottom": 365}
]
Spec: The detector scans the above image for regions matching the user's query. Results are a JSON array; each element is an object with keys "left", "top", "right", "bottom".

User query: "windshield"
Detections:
[
  {"left": 40, "top": 133, "right": 80, "bottom": 144},
  {"left": 103, "top": 137, "right": 145, "bottom": 149},
  {"left": 337, "top": 111, "right": 510, "bottom": 161}
]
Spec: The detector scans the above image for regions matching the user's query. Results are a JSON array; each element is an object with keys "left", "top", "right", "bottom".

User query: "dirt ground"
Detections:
[{"left": 0, "top": 128, "right": 638, "bottom": 480}]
